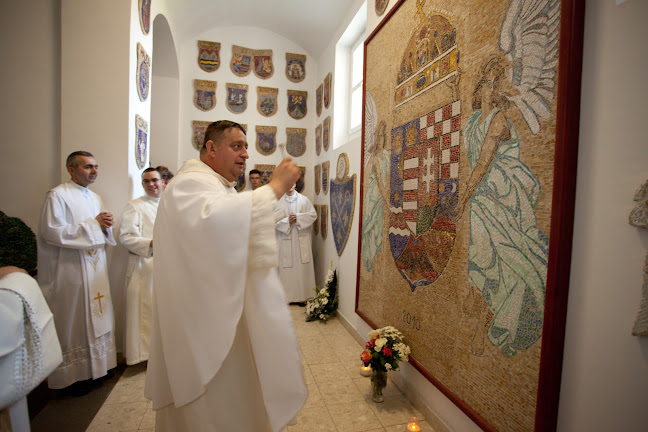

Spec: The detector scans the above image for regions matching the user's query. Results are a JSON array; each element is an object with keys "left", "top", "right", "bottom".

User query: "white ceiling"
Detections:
[{"left": 164, "top": 0, "right": 358, "bottom": 58}]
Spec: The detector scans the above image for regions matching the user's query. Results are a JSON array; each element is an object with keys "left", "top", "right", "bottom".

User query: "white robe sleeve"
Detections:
[
  {"left": 275, "top": 202, "right": 293, "bottom": 235},
  {"left": 119, "top": 202, "right": 152, "bottom": 257},
  {"left": 39, "top": 191, "right": 113, "bottom": 250},
  {"left": 295, "top": 197, "right": 317, "bottom": 231},
  {"left": 249, "top": 185, "right": 279, "bottom": 269}
]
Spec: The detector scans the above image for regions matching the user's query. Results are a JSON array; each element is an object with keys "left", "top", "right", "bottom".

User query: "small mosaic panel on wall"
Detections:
[
  {"left": 315, "top": 123, "right": 323, "bottom": 156},
  {"left": 375, "top": 0, "right": 388, "bottom": 16},
  {"left": 138, "top": 0, "right": 151, "bottom": 35},
  {"left": 191, "top": 120, "right": 211, "bottom": 150},
  {"left": 287, "top": 90, "right": 307, "bottom": 119},
  {"left": 330, "top": 153, "right": 356, "bottom": 256},
  {"left": 257, "top": 87, "right": 278, "bottom": 117},
  {"left": 235, "top": 174, "right": 246, "bottom": 192},
  {"left": 296, "top": 166, "right": 306, "bottom": 193},
  {"left": 356, "top": 1, "right": 585, "bottom": 431},
  {"left": 316, "top": 84, "right": 323, "bottom": 117},
  {"left": 286, "top": 52, "right": 306, "bottom": 83},
  {"left": 323, "top": 72, "right": 331, "bottom": 108},
  {"left": 135, "top": 114, "right": 148, "bottom": 169},
  {"left": 320, "top": 204, "right": 328, "bottom": 239},
  {"left": 314, "top": 164, "right": 321, "bottom": 195},
  {"left": 253, "top": 49, "right": 274, "bottom": 79},
  {"left": 313, "top": 204, "right": 320, "bottom": 235},
  {"left": 231, "top": 45, "right": 253, "bottom": 77},
  {"left": 197, "top": 40, "right": 221, "bottom": 72},
  {"left": 226, "top": 83, "right": 248, "bottom": 114},
  {"left": 255, "top": 126, "right": 277, "bottom": 156},
  {"left": 321, "top": 161, "right": 330, "bottom": 195},
  {"left": 254, "top": 164, "right": 275, "bottom": 186},
  {"left": 193, "top": 80, "right": 216, "bottom": 112},
  {"left": 136, "top": 43, "right": 150, "bottom": 102},
  {"left": 286, "top": 128, "right": 306, "bottom": 157},
  {"left": 322, "top": 116, "right": 331, "bottom": 151}
]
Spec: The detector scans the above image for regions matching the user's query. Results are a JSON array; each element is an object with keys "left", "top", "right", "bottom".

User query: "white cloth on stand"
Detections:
[
  {"left": 119, "top": 195, "right": 159, "bottom": 365},
  {"left": 275, "top": 192, "right": 317, "bottom": 302},
  {"left": 37, "top": 181, "right": 116, "bottom": 389}
]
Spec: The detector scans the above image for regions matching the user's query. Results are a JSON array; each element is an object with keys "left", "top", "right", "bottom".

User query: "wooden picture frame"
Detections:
[{"left": 355, "top": 1, "right": 584, "bottom": 431}]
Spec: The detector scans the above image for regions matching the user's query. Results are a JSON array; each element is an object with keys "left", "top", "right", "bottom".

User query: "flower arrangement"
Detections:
[
  {"left": 361, "top": 326, "right": 411, "bottom": 372},
  {"left": 305, "top": 263, "right": 338, "bottom": 322}
]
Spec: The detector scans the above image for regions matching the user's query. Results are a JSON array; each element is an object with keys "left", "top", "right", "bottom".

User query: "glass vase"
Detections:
[{"left": 370, "top": 369, "right": 387, "bottom": 403}]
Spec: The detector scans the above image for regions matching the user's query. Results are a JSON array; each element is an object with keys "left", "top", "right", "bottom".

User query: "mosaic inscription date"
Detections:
[{"left": 402, "top": 310, "right": 421, "bottom": 330}]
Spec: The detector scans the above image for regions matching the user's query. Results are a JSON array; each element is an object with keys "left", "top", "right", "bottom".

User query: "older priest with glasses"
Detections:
[{"left": 145, "top": 120, "right": 307, "bottom": 431}]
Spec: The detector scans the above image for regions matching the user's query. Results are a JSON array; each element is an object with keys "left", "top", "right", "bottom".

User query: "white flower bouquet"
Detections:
[{"left": 305, "top": 264, "right": 338, "bottom": 323}]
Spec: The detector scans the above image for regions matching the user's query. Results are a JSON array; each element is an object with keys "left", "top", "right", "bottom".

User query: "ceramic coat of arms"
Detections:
[
  {"left": 231, "top": 45, "right": 253, "bottom": 77},
  {"left": 314, "top": 164, "right": 321, "bottom": 195},
  {"left": 255, "top": 126, "right": 277, "bottom": 156},
  {"left": 323, "top": 72, "right": 332, "bottom": 109},
  {"left": 191, "top": 120, "right": 211, "bottom": 151},
  {"left": 322, "top": 160, "right": 330, "bottom": 195},
  {"left": 138, "top": 0, "right": 151, "bottom": 35},
  {"left": 226, "top": 83, "right": 248, "bottom": 114},
  {"left": 316, "top": 84, "right": 323, "bottom": 117},
  {"left": 330, "top": 153, "right": 356, "bottom": 256},
  {"left": 286, "top": 52, "right": 306, "bottom": 83},
  {"left": 197, "top": 40, "right": 220, "bottom": 72},
  {"left": 253, "top": 49, "right": 274, "bottom": 79},
  {"left": 375, "top": 0, "right": 389, "bottom": 15},
  {"left": 287, "top": 90, "right": 307, "bottom": 120},
  {"left": 320, "top": 205, "right": 328, "bottom": 239},
  {"left": 313, "top": 204, "right": 320, "bottom": 235},
  {"left": 235, "top": 174, "right": 246, "bottom": 192},
  {"left": 286, "top": 128, "right": 306, "bottom": 157},
  {"left": 296, "top": 166, "right": 306, "bottom": 193},
  {"left": 257, "top": 86, "right": 278, "bottom": 117},
  {"left": 193, "top": 80, "right": 216, "bottom": 112},
  {"left": 136, "top": 43, "right": 150, "bottom": 102},
  {"left": 322, "top": 116, "right": 331, "bottom": 151},
  {"left": 255, "top": 164, "right": 275, "bottom": 186},
  {"left": 135, "top": 114, "right": 148, "bottom": 169},
  {"left": 315, "top": 124, "right": 323, "bottom": 156}
]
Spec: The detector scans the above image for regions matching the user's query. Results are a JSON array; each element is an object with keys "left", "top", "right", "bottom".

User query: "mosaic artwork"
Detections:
[
  {"left": 286, "top": 52, "right": 306, "bottom": 83},
  {"left": 197, "top": 40, "right": 220, "bottom": 72},
  {"left": 330, "top": 153, "right": 356, "bottom": 256},
  {"left": 313, "top": 204, "right": 320, "bottom": 235},
  {"left": 296, "top": 166, "right": 306, "bottom": 193},
  {"left": 286, "top": 128, "right": 306, "bottom": 157},
  {"left": 287, "top": 90, "right": 307, "bottom": 120},
  {"left": 375, "top": 0, "right": 389, "bottom": 16},
  {"left": 356, "top": 1, "right": 584, "bottom": 431},
  {"left": 324, "top": 72, "right": 331, "bottom": 108},
  {"left": 257, "top": 86, "right": 278, "bottom": 117},
  {"left": 320, "top": 204, "right": 328, "bottom": 239},
  {"left": 226, "top": 83, "right": 248, "bottom": 114},
  {"left": 191, "top": 120, "right": 211, "bottom": 151},
  {"left": 255, "top": 126, "right": 277, "bottom": 156},
  {"left": 136, "top": 43, "right": 150, "bottom": 102},
  {"left": 322, "top": 116, "right": 331, "bottom": 151},
  {"left": 135, "top": 114, "right": 148, "bottom": 169},
  {"left": 253, "top": 49, "right": 274, "bottom": 79},
  {"left": 630, "top": 179, "right": 648, "bottom": 336},
  {"left": 235, "top": 174, "right": 246, "bottom": 192},
  {"left": 316, "top": 84, "right": 323, "bottom": 117},
  {"left": 231, "top": 45, "right": 253, "bottom": 77},
  {"left": 138, "top": 0, "right": 151, "bottom": 35},
  {"left": 193, "top": 79, "right": 216, "bottom": 112},
  {"left": 315, "top": 123, "right": 323, "bottom": 156},
  {"left": 314, "top": 164, "right": 321, "bottom": 195},
  {"left": 254, "top": 164, "right": 275, "bottom": 186},
  {"left": 322, "top": 161, "right": 330, "bottom": 195}
]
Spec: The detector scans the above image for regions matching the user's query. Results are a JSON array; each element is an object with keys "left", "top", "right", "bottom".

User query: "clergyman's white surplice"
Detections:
[
  {"left": 119, "top": 194, "right": 159, "bottom": 365},
  {"left": 37, "top": 181, "right": 117, "bottom": 389},
  {"left": 275, "top": 191, "right": 317, "bottom": 302},
  {"left": 145, "top": 159, "right": 307, "bottom": 432}
]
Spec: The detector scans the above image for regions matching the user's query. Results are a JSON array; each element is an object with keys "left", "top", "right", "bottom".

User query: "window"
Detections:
[{"left": 349, "top": 35, "right": 364, "bottom": 134}]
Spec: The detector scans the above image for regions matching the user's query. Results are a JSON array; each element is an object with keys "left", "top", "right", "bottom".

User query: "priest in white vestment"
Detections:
[
  {"left": 119, "top": 168, "right": 162, "bottom": 365},
  {"left": 145, "top": 121, "right": 307, "bottom": 432},
  {"left": 275, "top": 184, "right": 317, "bottom": 303},
  {"left": 37, "top": 151, "right": 117, "bottom": 392}
]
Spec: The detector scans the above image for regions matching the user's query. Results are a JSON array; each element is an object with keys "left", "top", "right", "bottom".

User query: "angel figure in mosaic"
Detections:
[
  {"left": 361, "top": 92, "right": 390, "bottom": 272},
  {"left": 455, "top": 0, "right": 558, "bottom": 357}
]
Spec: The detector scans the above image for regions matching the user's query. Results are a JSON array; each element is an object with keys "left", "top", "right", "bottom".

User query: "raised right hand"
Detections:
[{"left": 269, "top": 157, "right": 300, "bottom": 199}]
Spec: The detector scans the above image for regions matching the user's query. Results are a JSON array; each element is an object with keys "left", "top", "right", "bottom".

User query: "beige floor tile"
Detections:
[
  {"left": 323, "top": 330, "right": 362, "bottom": 348},
  {"left": 310, "top": 361, "right": 352, "bottom": 384},
  {"left": 327, "top": 400, "right": 384, "bottom": 431},
  {"left": 384, "top": 420, "right": 434, "bottom": 431},
  {"left": 301, "top": 344, "right": 342, "bottom": 365},
  {"left": 352, "top": 377, "right": 402, "bottom": 398},
  {"left": 299, "top": 335, "right": 332, "bottom": 351},
  {"left": 139, "top": 402, "right": 155, "bottom": 429},
  {"left": 367, "top": 395, "right": 425, "bottom": 427},
  {"left": 286, "top": 407, "right": 337, "bottom": 431},
  {"left": 86, "top": 401, "right": 148, "bottom": 432},
  {"left": 295, "top": 323, "right": 324, "bottom": 339},
  {"left": 302, "top": 363, "right": 315, "bottom": 384},
  {"left": 104, "top": 377, "right": 147, "bottom": 405},
  {"left": 334, "top": 343, "right": 365, "bottom": 363},
  {"left": 342, "top": 360, "right": 369, "bottom": 377},
  {"left": 318, "top": 377, "right": 365, "bottom": 405},
  {"left": 302, "top": 382, "right": 326, "bottom": 410},
  {"left": 121, "top": 362, "right": 147, "bottom": 381}
]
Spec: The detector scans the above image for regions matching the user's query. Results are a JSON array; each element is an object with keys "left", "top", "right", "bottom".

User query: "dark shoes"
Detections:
[
  {"left": 289, "top": 301, "right": 307, "bottom": 307},
  {"left": 61, "top": 380, "right": 93, "bottom": 397}
]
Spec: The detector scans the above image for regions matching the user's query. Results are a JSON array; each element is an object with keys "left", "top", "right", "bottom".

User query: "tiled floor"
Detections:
[{"left": 39, "top": 306, "right": 433, "bottom": 431}]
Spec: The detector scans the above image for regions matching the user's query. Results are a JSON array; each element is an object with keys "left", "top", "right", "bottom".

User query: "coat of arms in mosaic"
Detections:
[
  {"left": 136, "top": 43, "right": 150, "bottom": 102},
  {"left": 316, "top": 84, "right": 323, "bottom": 117},
  {"left": 320, "top": 205, "right": 328, "bottom": 239},
  {"left": 313, "top": 204, "right": 320, "bottom": 235},
  {"left": 253, "top": 49, "right": 274, "bottom": 79},
  {"left": 323, "top": 116, "right": 331, "bottom": 151},
  {"left": 322, "top": 161, "right": 330, "bottom": 195},
  {"left": 330, "top": 153, "right": 356, "bottom": 256},
  {"left": 286, "top": 128, "right": 306, "bottom": 157},
  {"left": 191, "top": 120, "right": 211, "bottom": 151},
  {"left": 287, "top": 90, "right": 307, "bottom": 120},
  {"left": 315, "top": 124, "right": 322, "bottom": 156},
  {"left": 285, "top": 52, "right": 306, "bottom": 83},
  {"left": 135, "top": 114, "right": 148, "bottom": 169},
  {"left": 235, "top": 174, "right": 246, "bottom": 192},
  {"left": 138, "top": 0, "right": 151, "bottom": 35},
  {"left": 226, "top": 83, "right": 248, "bottom": 114},
  {"left": 314, "top": 164, "right": 321, "bottom": 195},
  {"left": 254, "top": 164, "right": 275, "bottom": 186},
  {"left": 193, "top": 80, "right": 216, "bottom": 112},
  {"left": 375, "top": 0, "right": 388, "bottom": 16},
  {"left": 296, "top": 166, "right": 306, "bottom": 193},
  {"left": 323, "top": 72, "right": 332, "bottom": 108},
  {"left": 231, "top": 45, "right": 253, "bottom": 77},
  {"left": 257, "top": 86, "right": 278, "bottom": 117},
  {"left": 255, "top": 126, "right": 277, "bottom": 156},
  {"left": 197, "top": 40, "right": 220, "bottom": 72}
]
